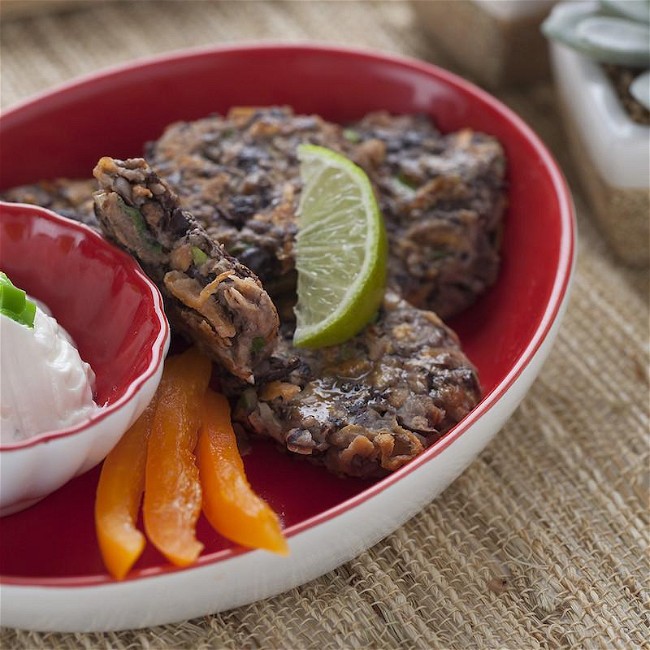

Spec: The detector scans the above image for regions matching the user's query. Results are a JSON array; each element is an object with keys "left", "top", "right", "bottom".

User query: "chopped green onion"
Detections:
[{"left": 0, "top": 272, "right": 36, "bottom": 328}]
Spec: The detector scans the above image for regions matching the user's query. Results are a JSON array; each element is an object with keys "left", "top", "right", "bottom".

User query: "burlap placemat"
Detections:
[{"left": 1, "top": 2, "right": 648, "bottom": 648}]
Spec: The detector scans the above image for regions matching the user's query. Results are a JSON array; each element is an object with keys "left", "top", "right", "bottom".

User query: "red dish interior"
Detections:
[
  {"left": 0, "top": 44, "right": 573, "bottom": 585},
  {"left": 0, "top": 204, "right": 165, "bottom": 412}
]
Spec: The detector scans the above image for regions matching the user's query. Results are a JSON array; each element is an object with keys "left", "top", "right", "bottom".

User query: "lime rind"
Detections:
[{"left": 293, "top": 144, "right": 387, "bottom": 348}]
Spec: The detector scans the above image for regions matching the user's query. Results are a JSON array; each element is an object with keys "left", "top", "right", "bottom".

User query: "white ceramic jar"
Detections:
[{"left": 547, "top": 1, "right": 650, "bottom": 266}]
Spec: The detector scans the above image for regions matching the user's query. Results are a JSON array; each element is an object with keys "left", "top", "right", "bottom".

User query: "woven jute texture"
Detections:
[{"left": 1, "top": 2, "right": 648, "bottom": 648}]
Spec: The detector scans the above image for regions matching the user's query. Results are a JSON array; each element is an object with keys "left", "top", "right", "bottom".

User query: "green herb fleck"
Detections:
[
  {"left": 228, "top": 242, "right": 253, "bottom": 256},
  {"left": 117, "top": 197, "right": 147, "bottom": 234},
  {"left": 191, "top": 246, "right": 209, "bottom": 266},
  {"left": 343, "top": 128, "right": 362, "bottom": 143},
  {"left": 237, "top": 387, "right": 258, "bottom": 413},
  {"left": 116, "top": 197, "right": 162, "bottom": 253},
  {"left": 251, "top": 336, "right": 266, "bottom": 354},
  {"left": 369, "top": 310, "right": 381, "bottom": 324},
  {"left": 395, "top": 172, "right": 419, "bottom": 190}
]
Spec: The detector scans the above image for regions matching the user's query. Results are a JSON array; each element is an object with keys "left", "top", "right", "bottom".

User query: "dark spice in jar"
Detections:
[{"left": 603, "top": 64, "right": 650, "bottom": 126}]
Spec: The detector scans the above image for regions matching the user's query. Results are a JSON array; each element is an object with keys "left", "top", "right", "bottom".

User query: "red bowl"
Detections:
[
  {"left": 0, "top": 203, "right": 170, "bottom": 516},
  {"left": 0, "top": 44, "right": 574, "bottom": 632}
]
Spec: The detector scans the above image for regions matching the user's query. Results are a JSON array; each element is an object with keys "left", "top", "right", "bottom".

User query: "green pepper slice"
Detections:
[{"left": 0, "top": 272, "right": 36, "bottom": 328}]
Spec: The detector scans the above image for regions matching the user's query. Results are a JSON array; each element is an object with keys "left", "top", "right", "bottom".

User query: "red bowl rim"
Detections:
[
  {"left": 0, "top": 202, "right": 170, "bottom": 452},
  {"left": 0, "top": 42, "right": 575, "bottom": 585}
]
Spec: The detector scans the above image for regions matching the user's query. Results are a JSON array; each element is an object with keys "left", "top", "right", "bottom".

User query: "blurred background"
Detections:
[{"left": 2, "top": 0, "right": 547, "bottom": 101}]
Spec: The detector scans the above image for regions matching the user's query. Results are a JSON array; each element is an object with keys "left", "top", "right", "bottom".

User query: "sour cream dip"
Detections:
[{"left": 0, "top": 302, "right": 99, "bottom": 443}]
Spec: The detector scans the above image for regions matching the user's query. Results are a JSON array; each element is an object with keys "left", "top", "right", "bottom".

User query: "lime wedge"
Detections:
[{"left": 293, "top": 144, "right": 387, "bottom": 348}]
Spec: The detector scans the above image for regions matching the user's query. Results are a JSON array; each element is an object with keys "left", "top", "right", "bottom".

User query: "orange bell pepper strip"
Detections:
[
  {"left": 143, "top": 347, "right": 212, "bottom": 567},
  {"left": 197, "top": 390, "right": 289, "bottom": 556},
  {"left": 95, "top": 399, "right": 157, "bottom": 580}
]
